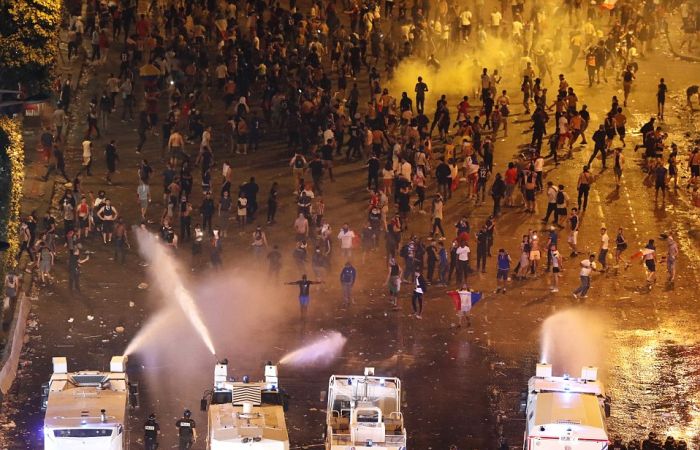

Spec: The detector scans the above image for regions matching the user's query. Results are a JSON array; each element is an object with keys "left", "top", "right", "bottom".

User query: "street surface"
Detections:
[{"left": 1, "top": 1, "right": 699, "bottom": 449}]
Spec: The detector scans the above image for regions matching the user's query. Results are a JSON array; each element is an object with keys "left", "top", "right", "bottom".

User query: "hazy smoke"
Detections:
[
  {"left": 279, "top": 331, "right": 347, "bottom": 367},
  {"left": 130, "top": 229, "right": 217, "bottom": 355},
  {"left": 540, "top": 309, "right": 608, "bottom": 377}
]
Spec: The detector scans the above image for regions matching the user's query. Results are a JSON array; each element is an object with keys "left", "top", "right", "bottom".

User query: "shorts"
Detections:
[
  {"left": 616, "top": 126, "right": 626, "bottom": 138},
  {"left": 529, "top": 250, "right": 541, "bottom": 261},
  {"left": 140, "top": 199, "right": 149, "bottom": 210},
  {"left": 655, "top": 183, "right": 666, "bottom": 191},
  {"left": 645, "top": 259, "right": 656, "bottom": 272},
  {"left": 497, "top": 269, "right": 509, "bottom": 281},
  {"left": 567, "top": 230, "right": 578, "bottom": 245},
  {"left": 505, "top": 184, "right": 515, "bottom": 197},
  {"left": 525, "top": 189, "right": 535, "bottom": 201},
  {"left": 557, "top": 207, "right": 567, "bottom": 216},
  {"left": 552, "top": 267, "right": 561, "bottom": 273},
  {"left": 322, "top": 160, "right": 334, "bottom": 169},
  {"left": 299, "top": 295, "right": 310, "bottom": 306},
  {"left": 102, "top": 220, "right": 114, "bottom": 233},
  {"left": 78, "top": 216, "right": 88, "bottom": 228},
  {"left": 388, "top": 275, "right": 401, "bottom": 294}
]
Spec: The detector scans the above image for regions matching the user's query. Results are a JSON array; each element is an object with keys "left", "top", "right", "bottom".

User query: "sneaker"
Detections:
[
  {"left": 416, "top": 314, "right": 422, "bottom": 319},
  {"left": 572, "top": 293, "right": 578, "bottom": 299},
  {"left": 550, "top": 288, "right": 559, "bottom": 292}
]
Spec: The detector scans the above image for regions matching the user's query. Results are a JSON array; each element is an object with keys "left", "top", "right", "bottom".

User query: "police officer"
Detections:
[
  {"left": 175, "top": 409, "right": 197, "bottom": 450},
  {"left": 143, "top": 413, "right": 160, "bottom": 450}
]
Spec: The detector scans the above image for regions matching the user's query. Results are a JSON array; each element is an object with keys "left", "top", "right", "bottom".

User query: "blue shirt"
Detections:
[{"left": 497, "top": 253, "right": 510, "bottom": 270}]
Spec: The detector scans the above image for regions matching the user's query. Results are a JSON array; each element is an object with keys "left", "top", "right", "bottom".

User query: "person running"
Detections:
[
  {"left": 613, "top": 147, "right": 624, "bottom": 187},
  {"left": 285, "top": 275, "right": 322, "bottom": 320},
  {"left": 641, "top": 240, "right": 657, "bottom": 290},
  {"left": 555, "top": 185, "right": 569, "bottom": 227},
  {"left": 621, "top": 65, "right": 635, "bottom": 107},
  {"left": 572, "top": 254, "right": 595, "bottom": 299},
  {"left": 614, "top": 227, "right": 629, "bottom": 270}
]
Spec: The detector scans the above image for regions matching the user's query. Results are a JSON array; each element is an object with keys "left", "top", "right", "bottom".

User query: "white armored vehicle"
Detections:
[
  {"left": 524, "top": 363, "right": 611, "bottom": 450},
  {"left": 42, "top": 356, "right": 137, "bottom": 450},
  {"left": 201, "top": 359, "right": 289, "bottom": 450},
  {"left": 325, "top": 367, "right": 407, "bottom": 450}
]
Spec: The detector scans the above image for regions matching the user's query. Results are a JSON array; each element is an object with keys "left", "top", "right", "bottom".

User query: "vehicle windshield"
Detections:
[{"left": 53, "top": 429, "right": 113, "bottom": 438}]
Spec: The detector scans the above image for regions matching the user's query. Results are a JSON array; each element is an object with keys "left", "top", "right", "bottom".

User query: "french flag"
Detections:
[{"left": 448, "top": 290, "right": 484, "bottom": 312}]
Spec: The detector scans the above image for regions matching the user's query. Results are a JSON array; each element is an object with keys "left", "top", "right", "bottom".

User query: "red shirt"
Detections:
[{"left": 504, "top": 167, "right": 518, "bottom": 185}]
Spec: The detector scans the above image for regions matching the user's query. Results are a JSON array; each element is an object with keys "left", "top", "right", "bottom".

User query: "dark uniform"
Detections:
[
  {"left": 175, "top": 415, "right": 196, "bottom": 450},
  {"left": 144, "top": 416, "right": 160, "bottom": 450}
]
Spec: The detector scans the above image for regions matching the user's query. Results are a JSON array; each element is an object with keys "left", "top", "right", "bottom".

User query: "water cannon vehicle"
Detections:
[
  {"left": 201, "top": 359, "right": 289, "bottom": 450},
  {"left": 325, "top": 367, "right": 407, "bottom": 450},
  {"left": 523, "top": 363, "right": 611, "bottom": 450},
  {"left": 42, "top": 356, "right": 138, "bottom": 450}
]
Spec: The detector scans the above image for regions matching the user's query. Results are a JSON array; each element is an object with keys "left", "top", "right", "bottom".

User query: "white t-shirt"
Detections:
[
  {"left": 601, "top": 233, "right": 609, "bottom": 250},
  {"left": 558, "top": 116, "right": 569, "bottom": 134},
  {"left": 579, "top": 259, "right": 592, "bottom": 276},
  {"left": 237, "top": 197, "right": 248, "bottom": 215},
  {"left": 337, "top": 229, "right": 355, "bottom": 249},
  {"left": 456, "top": 245, "right": 471, "bottom": 261},
  {"left": 512, "top": 20, "right": 523, "bottom": 36},
  {"left": 534, "top": 157, "right": 544, "bottom": 172},
  {"left": 82, "top": 140, "right": 92, "bottom": 158},
  {"left": 399, "top": 161, "right": 412, "bottom": 180},
  {"left": 460, "top": 10, "right": 472, "bottom": 26},
  {"left": 490, "top": 11, "right": 502, "bottom": 26}
]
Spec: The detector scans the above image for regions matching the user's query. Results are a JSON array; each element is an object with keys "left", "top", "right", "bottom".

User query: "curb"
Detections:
[{"left": 0, "top": 292, "right": 32, "bottom": 401}]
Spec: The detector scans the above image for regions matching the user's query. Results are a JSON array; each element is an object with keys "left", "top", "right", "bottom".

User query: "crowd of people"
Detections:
[
  {"left": 4, "top": 0, "right": 699, "bottom": 445},
  {"left": 12, "top": 0, "right": 697, "bottom": 315}
]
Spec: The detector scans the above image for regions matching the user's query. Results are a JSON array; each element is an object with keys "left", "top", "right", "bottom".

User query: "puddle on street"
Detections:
[{"left": 607, "top": 324, "right": 700, "bottom": 445}]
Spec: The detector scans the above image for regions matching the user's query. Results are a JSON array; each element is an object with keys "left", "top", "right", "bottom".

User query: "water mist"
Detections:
[
  {"left": 279, "top": 331, "right": 347, "bottom": 367},
  {"left": 540, "top": 309, "right": 608, "bottom": 377},
  {"left": 128, "top": 228, "right": 216, "bottom": 356}
]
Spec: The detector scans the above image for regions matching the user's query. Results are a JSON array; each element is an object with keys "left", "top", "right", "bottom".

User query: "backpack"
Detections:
[{"left": 556, "top": 191, "right": 565, "bottom": 205}]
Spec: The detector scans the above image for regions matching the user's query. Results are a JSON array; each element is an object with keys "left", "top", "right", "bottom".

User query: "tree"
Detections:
[
  {"left": 0, "top": 117, "right": 25, "bottom": 272},
  {"left": 0, "top": 0, "right": 62, "bottom": 97}
]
